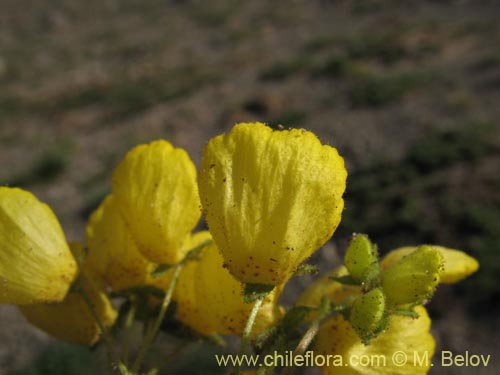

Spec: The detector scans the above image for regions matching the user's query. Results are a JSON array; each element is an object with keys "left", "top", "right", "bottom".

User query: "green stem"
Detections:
[
  {"left": 131, "top": 263, "right": 183, "bottom": 374},
  {"left": 232, "top": 297, "right": 264, "bottom": 375},
  {"left": 78, "top": 276, "right": 118, "bottom": 375},
  {"left": 280, "top": 319, "right": 320, "bottom": 375}
]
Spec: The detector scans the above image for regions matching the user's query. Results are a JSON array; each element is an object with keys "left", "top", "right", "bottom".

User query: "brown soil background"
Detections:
[{"left": 1, "top": 0, "right": 499, "bottom": 374}]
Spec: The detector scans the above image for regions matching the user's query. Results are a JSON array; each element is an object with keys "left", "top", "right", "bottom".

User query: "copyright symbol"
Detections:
[{"left": 392, "top": 351, "right": 408, "bottom": 366}]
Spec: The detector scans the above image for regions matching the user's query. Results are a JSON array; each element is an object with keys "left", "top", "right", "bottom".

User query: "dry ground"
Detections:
[{"left": 1, "top": 1, "right": 499, "bottom": 374}]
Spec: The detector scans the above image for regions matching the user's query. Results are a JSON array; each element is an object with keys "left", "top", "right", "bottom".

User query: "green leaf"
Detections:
[
  {"left": 282, "top": 305, "right": 315, "bottom": 330},
  {"left": 243, "top": 283, "right": 275, "bottom": 303},
  {"left": 183, "top": 239, "right": 212, "bottom": 263},
  {"left": 393, "top": 307, "right": 420, "bottom": 318},
  {"left": 151, "top": 263, "right": 172, "bottom": 278},
  {"left": 294, "top": 263, "right": 320, "bottom": 276},
  {"left": 329, "top": 274, "right": 362, "bottom": 285}
]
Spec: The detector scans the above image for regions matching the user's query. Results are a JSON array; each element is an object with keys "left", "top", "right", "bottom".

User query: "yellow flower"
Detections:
[
  {"left": 173, "top": 231, "right": 283, "bottom": 337},
  {"left": 18, "top": 243, "right": 117, "bottom": 346},
  {"left": 0, "top": 187, "right": 77, "bottom": 305},
  {"left": 314, "top": 306, "right": 435, "bottom": 375},
  {"left": 381, "top": 245, "right": 479, "bottom": 284},
  {"left": 112, "top": 140, "right": 201, "bottom": 264},
  {"left": 86, "top": 195, "right": 160, "bottom": 292},
  {"left": 198, "top": 122, "right": 347, "bottom": 285}
]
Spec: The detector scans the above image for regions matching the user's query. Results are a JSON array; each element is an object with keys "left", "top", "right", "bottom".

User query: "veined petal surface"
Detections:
[
  {"left": 174, "top": 232, "right": 282, "bottom": 337},
  {"left": 315, "top": 306, "right": 434, "bottom": 375},
  {"left": 0, "top": 187, "right": 77, "bottom": 304},
  {"left": 112, "top": 140, "right": 201, "bottom": 264},
  {"left": 198, "top": 122, "right": 347, "bottom": 285}
]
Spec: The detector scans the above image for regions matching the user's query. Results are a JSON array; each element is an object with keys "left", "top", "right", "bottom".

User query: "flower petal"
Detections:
[
  {"left": 0, "top": 187, "right": 77, "bottom": 304},
  {"left": 19, "top": 243, "right": 117, "bottom": 346},
  {"left": 173, "top": 232, "right": 283, "bottom": 337},
  {"left": 112, "top": 140, "right": 201, "bottom": 264},
  {"left": 315, "top": 306, "right": 435, "bottom": 375},
  {"left": 198, "top": 123, "right": 347, "bottom": 285},
  {"left": 86, "top": 195, "right": 157, "bottom": 291}
]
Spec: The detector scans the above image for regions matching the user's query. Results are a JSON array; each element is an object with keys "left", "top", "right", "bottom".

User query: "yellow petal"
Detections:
[
  {"left": 112, "top": 140, "right": 201, "bottom": 264},
  {"left": 315, "top": 306, "right": 435, "bottom": 375},
  {"left": 173, "top": 232, "right": 283, "bottom": 337},
  {"left": 86, "top": 195, "right": 157, "bottom": 291},
  {"left": 381, "top": 245, "right": 479, "bottom": 284},
  {"left": 18, "top": 265, "right": 117, "bottom": 346},
  {"left": 0, "top": 187, "right": 77, "bottom": 305},
  {"left": 198, "top": 122, "right": 347, "bottom": 285}
]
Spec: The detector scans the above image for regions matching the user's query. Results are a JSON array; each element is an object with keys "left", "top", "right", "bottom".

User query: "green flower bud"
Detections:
[
  {"left": 344, "top": 234, "right": 379, "bottom": 283},
  {"left": 349, "top": 288, "right": 386, "bottom": 343},
  {"left": 381, "top": 245, "right": 443, "bottom": 308}
]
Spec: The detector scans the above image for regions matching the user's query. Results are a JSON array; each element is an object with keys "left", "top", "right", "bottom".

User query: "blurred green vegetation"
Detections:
[
  {"left": 4, "top": 140, "right": 74, "bottom": 187},
  {"left": 12, "top": 343, "right": 101, "bottom": 375}
]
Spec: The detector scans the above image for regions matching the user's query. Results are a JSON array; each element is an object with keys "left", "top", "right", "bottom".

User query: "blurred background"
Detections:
[{"left": 1, "top": 0, "right": 499, "bottom": 374}]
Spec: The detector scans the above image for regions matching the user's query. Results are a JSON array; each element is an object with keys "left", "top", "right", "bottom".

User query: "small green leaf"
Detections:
[
  {"left": 243, "top": 283, "right": 275, "bottom": 303},
  {"left": 183, "top": 239, "right": 212, "bottom": 263},
  {"left": 329, "top": 274, "right": 362, "bottom": 285},
  {"left": 393, "top": 307, "right": 420, "bottom": 318},
  {"left": 151, "top": 263, "right": 172, "bottom": 278},
  {"left": 294, "top": 264, "right": 320, "bottom": 276},
  {"left": 282, "top": 305, "right": 315, "bottom": 330}
]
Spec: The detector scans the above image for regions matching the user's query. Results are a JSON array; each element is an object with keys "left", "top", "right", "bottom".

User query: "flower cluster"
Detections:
[{"left": 0, "top": 122, "right": 478, "bottom": 375}]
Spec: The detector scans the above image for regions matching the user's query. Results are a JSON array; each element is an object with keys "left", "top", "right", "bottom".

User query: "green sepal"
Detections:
[
  {"left": 393, "top": 307, "right": 420, "bottom": 318},
  {"left": 243, "top": 283, "right": 275, "bottom": 303}
]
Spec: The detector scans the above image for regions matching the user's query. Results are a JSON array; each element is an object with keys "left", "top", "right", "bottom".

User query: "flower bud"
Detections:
[
  {"left": 381, "top": 245, "right": 442, "bottom": 308},
  {"left": 198, "top": 122, "right": 347, "bottom": 285},
  {"left": 344, "top": 234, "right": 378, "bottom": 283},
  {"left": 315, "top": 306, "right": 434, "bottom": 375},
  {"left": 381, "top": 245, "right": 479, "bottom": 284},
  {"left": 0, "top": 187, "right": 77, "bottom": 305},
  {"left": 349, "top": 288, "right": 385, "bottom": 343}
]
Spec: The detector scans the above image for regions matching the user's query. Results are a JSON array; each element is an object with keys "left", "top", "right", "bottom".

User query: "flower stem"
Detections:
[
  {"left": 232, "top": 296, "right": 264, "bottom": 375},
  {"left": 131, "top": 263, "right": 183, "bottom": 374},
  {"left": 78, "top": 276, "right": 118, "bottom": 375},
  {"left": 280, "top": 319, "right": 320, "bottom": 375}
]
